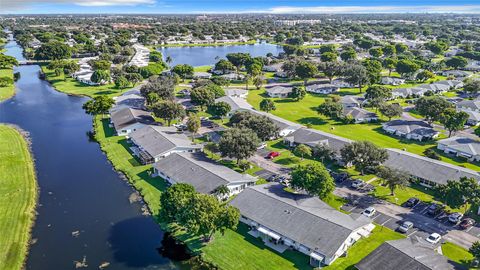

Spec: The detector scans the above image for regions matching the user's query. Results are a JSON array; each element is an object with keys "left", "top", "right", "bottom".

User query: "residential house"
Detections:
[
  {"left": 356, "top": 238, "right": 456, "bottom": 270},
  {"left": 193, "top": 71, "right": 212, "bottom": 79},
  {"left": 392, "top": 87, "right": 427, "bottom": 99},
  {"left": 153, "top": 152, "right": 256, "bottom": 197},
  {"left": 111, "top": 91, "right": 146, "bottom": 112},
  {"left": 456, "top": 99, "right": 480, "bottom": 113},
  {"left": 110, "top": 107, "right": 155, "bottom": 136},
  {"left": 343, "top": 107, "right": 378, "bottom": 123},
  {"left": 340, "top": 95, "right": 363, "bottom": 108},
  {"left": 333, "top": 79, "right": 354, "bottom": 88},
  {"left": 384, "top": 148, "right": 480, "bottom": 187},
  {"left": 221, "top": 73, "right": 245, "bottom": 81},
  {"left": 382, "top": 120, "right": 439, "bottom": 141},
  {"left": 463, "top": 110, "right": 480, "bottom": 126},
  {"left": 437, "top": 136, "right": 480, "bottom": 162},
  {"left": 441, "top": 70, "right": 471, "bottom": 78},
  {"left": 463, "top": 61, "right": 480, "bottom": 72},
  {"left": 129, "top": 125, "right": 203, "bottom": 164},
  {"left": 129, "top": 44, "right": 150, "bottom": 67},
  {"left": 306, "top": 84, "right": 339, "bottom": 94},
  {"left": 263, "top": 63, "right": 283, "bottom": 73},
  {"left": 230, "top": 183, "right": 375, "bottom": 267},
  {"left": 215, "top": 96, "right": 253, "bottom": 117},
  {"left": 381, "top": 77, "right": 406, "bottom": 86},
  {"left": 265, "top": 86, "right": 293, "bottom": 98},
  {"left": 226, "top": 88, "right": 248, "bottom": 98}
]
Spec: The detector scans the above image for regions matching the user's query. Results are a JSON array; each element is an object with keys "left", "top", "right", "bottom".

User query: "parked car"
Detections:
[
  {"left": 266, "top": 174, "right": 278, "bottom": 182},
  {"left": 257, "top": 142, "right": 267, "bottom": 150},
  {"left": 351, "top": 180, "right": 365, "bottom": 189},
  {"left": 459, "top": 218, "right": 475, "bottom": 230},
  {"left": 397, "top": 221, "right": 414, "bottom": 233},
  {"left": 405, "top": 197, "right": 420, "bottom": 208},
  {"left": 448, "top": 212, "right": 464, "bottom": 224},
  {"left": 427, "top": 203, "right": 445, "bottom": 216},
  {"left": 362, "top": 207, "right": 376, "bottom": 217},
  {"left": 266, "top": 151, "right": 280, "bottom": 159},
  {"left": 425, "top": 233, "right": 442, "bottom": 244}
]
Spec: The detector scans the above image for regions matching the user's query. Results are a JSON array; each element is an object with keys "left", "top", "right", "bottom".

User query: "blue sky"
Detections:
[{"left": 2, "top": 0, "right": 480, "bottom": 14}]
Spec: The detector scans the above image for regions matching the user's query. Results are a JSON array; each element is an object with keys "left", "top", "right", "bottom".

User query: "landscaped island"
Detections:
[{"left": 0, "top": 125, "right": 37, "bottom": 270}]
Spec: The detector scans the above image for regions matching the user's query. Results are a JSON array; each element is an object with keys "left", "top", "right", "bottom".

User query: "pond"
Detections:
[
  {"left": 158, "top": 42, "right": 283, "bottom": 67},
  {"left": 0, "top": 38, "right": 184, "bottom": 269}
]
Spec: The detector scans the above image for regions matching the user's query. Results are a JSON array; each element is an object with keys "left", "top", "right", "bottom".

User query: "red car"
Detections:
[
  {"left": 266, "top": 151, "right": 280, "bottom": 159},
  {"left": 459, "top": 218, "right": 475, "bottom": 230}
]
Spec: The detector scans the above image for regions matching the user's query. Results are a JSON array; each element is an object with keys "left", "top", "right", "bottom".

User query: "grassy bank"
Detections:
[
  {"left": 0, "top": 125, "right": 37, "bottom": 270},
  {"left": 155, "top": 40, "right": 256, "bottom": 48},
  {"left": 0, "top": 68, "right": 15, "bottom": 101}
]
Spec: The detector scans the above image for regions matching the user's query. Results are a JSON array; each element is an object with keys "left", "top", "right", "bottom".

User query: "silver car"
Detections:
[{"left": 397, "top": 221, "right": 414, "bottom": 233}]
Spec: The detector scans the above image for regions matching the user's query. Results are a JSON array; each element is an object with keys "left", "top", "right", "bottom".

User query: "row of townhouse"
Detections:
[
  {"left": 456, "top": 97, "right": 480, "bottom": 126},
  {"left": 392, "top": 80, "right": 464, "bottom": 99}
]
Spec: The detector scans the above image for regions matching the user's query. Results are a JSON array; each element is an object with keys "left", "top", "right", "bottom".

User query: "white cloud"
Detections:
[
  {"left": 1, "top": 0, "right": 156, "bottom": 12},
  {"left": 74, "top": 0, "right": 155, "bottom": 6},
  {"left": 266, "top": 5, "right": 480, "bottom": 14}
]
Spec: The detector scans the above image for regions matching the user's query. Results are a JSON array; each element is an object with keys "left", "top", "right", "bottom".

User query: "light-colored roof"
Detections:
[
  {"left": 383, "top": 120, "right": 438, "bottom": 137},
  {"left": 285, "top": 128, "right": 352, "bottom": 152},
  {"left": 438, "top": 136, "right": 480, "bottom": 156},
  {"left": 230, "top": 183, "right": 372, "bottom": 258},
  {"left": 343, "top": 107, "right": 378, "bottom": 120},
  {"left": 153, "top": 152, "right": 256, "bottom": 194},
  {"left": 384, "top": 148, "right": 480, "bottom": 185},
  {"left": 265, "top": 86, "right": 293, "bottom": 95},
  {"left": 215, "top": 96, "right": 253, "bottom": 112},
  {"left": 130, "top": 125, "right": 202, "bottom": 158},
  {"left": 226, "top": 88, "right": 248, "bottom": 97}
]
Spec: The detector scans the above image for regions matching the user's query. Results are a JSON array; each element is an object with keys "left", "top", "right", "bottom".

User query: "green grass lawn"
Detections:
[
  {"left": 247, "top": 89, "right": 480, "bottom": 171},
  {"left": 41, "top": 65, "right": 131, "bottom": 98},
  {"left": 0, "top": 68, "right": 15, "bottom": 101},
  {"left": 324, "top": 226, "right": 405, "bottom": 270},
  {"left": 0, "top": 125, "right": 37, "bottom": 270},
  {"left": 441, "top": 242, "right": 475, "bottom": 269}
]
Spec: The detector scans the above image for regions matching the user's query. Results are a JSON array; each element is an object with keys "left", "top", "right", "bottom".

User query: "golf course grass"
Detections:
[{"left": 0, "top": 125, "right": 37, "bottom": 270}]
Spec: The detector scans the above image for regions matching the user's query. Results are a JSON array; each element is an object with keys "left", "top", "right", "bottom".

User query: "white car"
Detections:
[
  {"left": 448, "top": 212, "right": 463, "bottom": 224},
  {"left": 362, "top": 207, "right": 376, "bottom": 217},
  {"left": 351, "top": 180, "right": 365, "bottom": 189},
  {"left": 257, "top": 142, "right": 267, "bottom": 150},
  {"left": 426, "top": 233, "right": 442, "bottom": 244},
  {"left": 397, "top": 221, "right": 414, "bottom": 233}
]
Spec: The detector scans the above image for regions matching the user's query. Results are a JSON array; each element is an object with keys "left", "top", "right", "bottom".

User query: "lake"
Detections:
[
  {"left": 0, "top": 38, "right": 181, "bottom": 269},
  {"left": 158, "top": 42, "right": 283, "bottom": 67}
]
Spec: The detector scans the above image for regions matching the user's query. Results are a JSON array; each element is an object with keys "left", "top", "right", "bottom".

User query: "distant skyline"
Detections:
[{"left": 2, "top": 0, "right": 480, "bottom": 15}]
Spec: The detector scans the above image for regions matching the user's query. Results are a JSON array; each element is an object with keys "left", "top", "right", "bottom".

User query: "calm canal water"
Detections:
[
  {"left": 158, "top": 42, "right": 283, "bottom": 67},
  {"left": 1, "top": 38, "right": 181, "bottom": 269}
]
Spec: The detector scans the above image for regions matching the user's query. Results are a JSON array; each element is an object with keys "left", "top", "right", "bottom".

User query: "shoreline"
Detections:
[
  {"left": 0, "top": 124, "right": 39, "bottom": 270},
  {"left": 154, "top": 40, "right": 256, "bottom": 48}
]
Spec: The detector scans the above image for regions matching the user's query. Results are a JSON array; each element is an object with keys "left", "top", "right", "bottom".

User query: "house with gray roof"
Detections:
[
  {"left": 193, "top": 71, "right": 212, "bottom": 79},
  {"left": 153, "top": 152, "right": 256, "bottom": 197},
  {"left": 215, "top": 96, "right": 253, "bottom": 117},
  {"left": 456, "top": 98, "right": 480, "bottom": 113},
  {"left": 253, "top": 110, "right": 302, "bottom": 137},
  {"left": 381, "top": 77, "right": 406, "bottom": 86},
  {"left": 226, "top": 88, "right": 248, "bottom": 98},
  {"left": 343, "top": 107, "right": 378, "bottom": 123},
  {"left": 110, "top": 107, "right": 155, "bottom": 136},
  {"left": 385, "top": 148, "right": 480, "bottom": 186},
  {"left": 111, "top": 92, "right": 146, "bottom": 112},
  {"left": 356, "top": 238, "right": 456, "bottom": 270},
  {"left": 437, "top": 136, "right": 480, "bottom": 162},
  {"left": 129, "top": 125, "right": 203, "bottom": 164},
  {"left": 306, "top": 83, "right": 339, "bottom": 94},
  {"left": 463, "top": 109, "right": 480, "bottom": 126},
  {"left": 382, "top": 120, "right": 439, "bottom": 141},
  {"left": 265, "top": 86, "right": 293, "bottom": 98},
  {"left": 441, "top": 70, "right": 471, "bottom": 78},
  {"left": 230, "top": 183, "right": 375, "bottom": 267},
  {"left": 392, "top": 87, "right": 428, "bottom": 99}
]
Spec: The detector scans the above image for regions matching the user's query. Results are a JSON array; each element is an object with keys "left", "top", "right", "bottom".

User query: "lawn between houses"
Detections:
[
  {"left": 246, "top": 88, "right": 480, "bottom": 172},
  {"left": 0, "top": 125, "right": 37, "bottom": 270},
  {"left": 93, "top": 115, "right": 410, "bottom": 270},
  {"left": 0, "top": 67, "right": 15, "bottom": 101}
]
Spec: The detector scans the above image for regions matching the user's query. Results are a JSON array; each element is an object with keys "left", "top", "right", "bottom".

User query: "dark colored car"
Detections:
[
  {"left": 405, "top": 197, "right": 420, "bottom": 208},
  {"left": 459, "top": 218, "right": 475, "bottom": 230},
  {"left": 427, "top": 203, "right": 445, "bottom": 216}
]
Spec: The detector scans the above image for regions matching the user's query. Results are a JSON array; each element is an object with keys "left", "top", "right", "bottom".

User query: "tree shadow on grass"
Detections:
[
  {"left": 275, "top": 157, "right": 300, "bottom": 166},
  {"left": 297, "top": 117, "right": 328, "bottom": 126},
  {"left": 100, "top": 118, "right": 115, "bottom": 137}
]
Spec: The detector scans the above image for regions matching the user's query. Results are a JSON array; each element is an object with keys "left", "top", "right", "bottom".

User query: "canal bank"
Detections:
[{"left": 0, "top": 38, "right": 181, "bottom": 269}]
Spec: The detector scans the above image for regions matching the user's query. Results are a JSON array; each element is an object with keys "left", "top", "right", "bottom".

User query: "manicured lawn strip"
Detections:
[
  {"left": 0, "top": 125, "right": 37, "bottom": 270},
  {"left": 441, "top": 242, "right": 475, "bottom": 269},
  {"left": 41, "top": 64, "right": 128, "bottom": 98},
  {"left": 0, "top": 68, "right": 15, "bottom": 101},
  {"left": 323, "top": 226, "right": 405, "bottom": 270},
  {"left": 246, "top": 89, "right": 480, "bottom": 171},
  {"left": 94, "top": 116, "right": 314, "bottom": 269}
]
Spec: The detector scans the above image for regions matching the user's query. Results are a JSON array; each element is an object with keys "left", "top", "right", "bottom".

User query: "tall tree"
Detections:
[
  {"left": 140, "top": 76, "right": 175, "bottom": 102},
  {"left": 318, "top": 61, "right": 344, "bottom": 83},
  {"left": 340, "top": 141, "right": 388, "bottom": 174},
  {"left": 379, "top": 103, "right": 403, "bottom": 121},
  {"left": 415, "top": 96, "right": 452, "bottom": 124},
  {"left": 312, "top": 143, "right": 335, "bottom": 163},
  {"left": 186, "top": 113, "right": 201, "bottom": 141},
  {"left": 214, "top": 59, "right": 235, "bottom": 74},
  {"left": 294, "top": 144, "right": 311, "bottom": 160},
  {"left": 377, "top": 166, "right": 410, "bottom": 196},
  {"left": 190, "top": 87, "right": 215, "bottom": 110},
  {"left": 445, "top": 56, "right": 468, "bottom": 69},
  {"left": 209, "top": 101, "right": 231, "bottom": 119},
  {"left": 172, "top": 64, "right": 194, "bottom": 82},
  {"left": 440, "top": 108, "right": 469, "bottom": 137},
  {"left": 34, "top": 41, "right": 72, "bottom": 60},
  {"left": 290, "top": 163, "right": 335, "bottom": 199},
  {"left": 90, "top": 70, "right": 111, "bottom": 84},
  {"left": 150, "top": 101, "right": 186, "bottom": 126},
  {"left": 226, "top": 53, "right": 251, "bottom": 78},
  {"left": 365, "top": 86, "right": 392, "bottom": 112},
  {"left": 219, "top": 128, "right": 260, "bottom": 163},
  {"left": 343, "top": 64, "right": 369, "bottom": 92},
  {"left": 295, "top": 61, "right": 318, "bottom": 86},
  {"left": 395, "top": 59, "right": 420, "bottom": 79},
  {"left": 288, "top": 86, "right": 306, "bottom": 101},
  {"left": 82, "top": 96, "right": 115, "bottom": 116},
  {"left": 260, "top": 99, "right": 276, "bottom": 113},
  {"left": 159, "top": 183, "right": 196, "bottom": 223},
  {"left": 383, "top": 58, "right": 398, "bottom": 76},
  {"left": 317, "top": 98, "right": 343, "bottom": 120}
]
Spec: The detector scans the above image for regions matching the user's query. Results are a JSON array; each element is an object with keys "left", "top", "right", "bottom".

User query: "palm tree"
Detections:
[
  {"left": 214, "top": 185, "right": 230, "bottom": 200},
  {"left": 165, "top": 56, "right": 172, "bottom": 66}
]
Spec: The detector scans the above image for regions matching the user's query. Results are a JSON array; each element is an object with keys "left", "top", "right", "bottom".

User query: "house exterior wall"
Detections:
[{"left": 116, "top": 122, "right": 147, "bottom": 136}]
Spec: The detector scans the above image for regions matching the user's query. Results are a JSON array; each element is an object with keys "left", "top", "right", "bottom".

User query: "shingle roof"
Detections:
[
  {"left": 456, "top": 99, "right": 480, "bottom": 111},
  {"left": 226, "top": 88, "right": 248, "bottom": 97},
  {"left": 153, "top": 152, "right": 256, "bottom": 194},
  {"left": 113, "top": 93, "right": 146, "bottom": 111},
  {"left": 230, "top": 184, "right": 372, "bottom": 258},
  {"left": 383, "top": 120, "right": 438, "bottom": 137},
  {"left": 438, "top": 136, "right": 480, "bottom": 156},
  {"left": 286, "top": 128, "right": 352, "bottom": 152},
  {"left": 130, "top": 125, "right": 202, "bottom": 158},
  {"left": 343, "top": 107, "right": 378, "bottom": 120},
  {"left": 385, "top": 148, "right": 480, "bottom": 185},
  {"left": 215, "top": 96, "right": 253, "bottom": 112},
  {"left": 266, "top": 86, "right": 293, "bottom": 95},
  {"left": 110, "top": 107, "right": 155, "bottom": 131},
  {"left": 356, "top": 238, "right": 456, "bottom": 270}
]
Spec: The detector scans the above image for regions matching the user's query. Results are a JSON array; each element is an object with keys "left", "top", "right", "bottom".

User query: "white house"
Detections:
[
  {"left": 382, "top": 120, "right": 439, "bottom": 141},
  {"left": 306, "top": 84, "right": 339, "bottom": 94},
  {"left": 381, "top": 77, "right": 406, "bottom": 86},
  {"left": 437, "top": 136, "right": 480, "bottom": 162},
  {"left": 265, "top": 86, "right": 293, "bottom": 98},
  {"left": 110, "top": 107, "right": 155, "bottom": 136}
]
